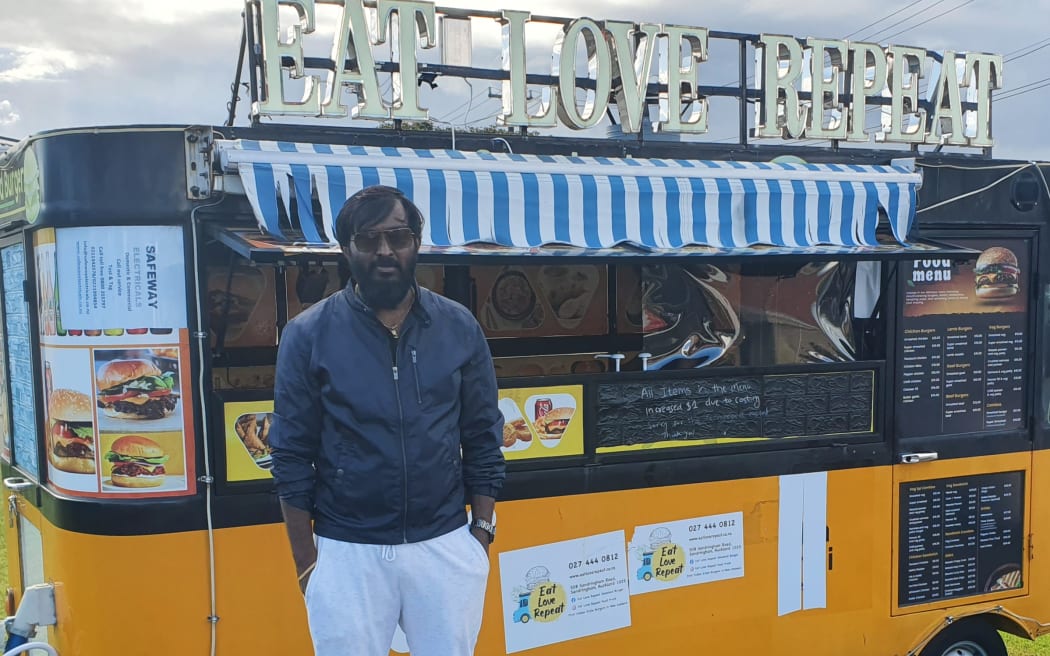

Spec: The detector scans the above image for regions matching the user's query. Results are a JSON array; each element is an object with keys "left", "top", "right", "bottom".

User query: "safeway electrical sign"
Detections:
[{"left": 253, "top": 0, "right": 1002, "bottom": 147}]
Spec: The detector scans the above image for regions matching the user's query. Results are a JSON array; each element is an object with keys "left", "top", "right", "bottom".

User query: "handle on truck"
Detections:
[{"left": 900, "top": 452, "right": 939, "bottom": 464}]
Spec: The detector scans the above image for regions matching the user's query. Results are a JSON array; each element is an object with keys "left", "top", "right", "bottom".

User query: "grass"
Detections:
[{"left": 1007, "top": 633, "right": 1050, "bottom": 655}]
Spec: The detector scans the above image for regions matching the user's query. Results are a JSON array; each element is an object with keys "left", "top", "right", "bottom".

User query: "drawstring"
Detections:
[{"left": 383, "top": 545, "right": 396, "bottom": 562}]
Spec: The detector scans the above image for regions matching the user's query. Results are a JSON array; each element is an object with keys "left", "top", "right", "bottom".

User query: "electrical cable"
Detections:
[{"left": 873, "top": 0, "right": 975, "bottom": 43}]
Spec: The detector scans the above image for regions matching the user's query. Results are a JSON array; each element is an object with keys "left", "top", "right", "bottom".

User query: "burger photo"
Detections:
[
  {"left": 105, "top": 435, "right": 169, "bottom": 488},
  {"left": 533, "top": 407, "right": 574, "bottom": 440},
  {"left": 974, "top": 247, "right": 1020, "bottom": 299},
  {"left": 96, "top": 359, "right": 179, "bottom": 420},
  {"left": 47, "top": 389, "right": 96, "bottom": 474}
]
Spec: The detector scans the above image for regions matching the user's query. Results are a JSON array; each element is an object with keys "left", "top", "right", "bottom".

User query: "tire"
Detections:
[
  {"left": 919, "top": 618, "right": 1007, "bottom": 656},
  {"left": 521, "top": 615, "right": 529, "bottom": 624},
  {"left": 643, "top": 572, "right": 652, "bottom": 582}
]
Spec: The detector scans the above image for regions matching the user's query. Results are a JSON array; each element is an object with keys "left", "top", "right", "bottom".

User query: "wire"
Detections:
[
  {"left": 864, "top": 0, "right": 951, "bottom": 41},
  {"left": 916, "top": 163, "right": 1034, "bottom": 214},
  {"left": 996, "top": 76, "right": 1050, "bottom": 101},
  {"left": 1006, "top": 37, "right": 1050, "bottom": 62},
  {"left": 873, "top": 0, "right": 975, "bottom": 43},
  {"left": 845, "top": 0, "right": 934, "bottom": 39},
  {"left": 189, "top": 177, "right": 228, "bottom": 656}
]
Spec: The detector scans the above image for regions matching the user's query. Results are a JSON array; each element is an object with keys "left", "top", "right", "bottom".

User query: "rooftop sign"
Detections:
[{"left": 250, "top": 0, "right": 1002, "bottom": 147}]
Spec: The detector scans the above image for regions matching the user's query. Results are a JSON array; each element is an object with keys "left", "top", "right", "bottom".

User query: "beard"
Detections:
[{"left": 349, "top": 254, "right": 417, "bottom": 310}]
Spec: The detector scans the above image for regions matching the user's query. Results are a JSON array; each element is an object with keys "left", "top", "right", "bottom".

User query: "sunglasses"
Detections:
[{"left": 351, "top": 228, "right": 417, "bottom": 253}]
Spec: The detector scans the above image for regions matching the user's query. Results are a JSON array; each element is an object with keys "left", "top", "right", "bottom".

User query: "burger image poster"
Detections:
[
  {"left": 94, "top": 349, "right": 191, "bottom": 495},
  {"left": 899, "top": 238, "right": 1029, "bottom": 437}
]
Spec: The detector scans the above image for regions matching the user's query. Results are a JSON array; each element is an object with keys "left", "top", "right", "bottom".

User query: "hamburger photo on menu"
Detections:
[
  {"left": 96, "top": 359, "right": 178, "bottom": 420},
  {"left": 48, "top": 389, "right": 96, "bottom": 474},
  {"left": 533, "top": 407, "right": 575, "bottom": 441},
  {"left": 975, "top": 247, "right": 1020, "bottom": 299},
  {"left": 106, "top": 435, "right": 169, "bottom": 488}
]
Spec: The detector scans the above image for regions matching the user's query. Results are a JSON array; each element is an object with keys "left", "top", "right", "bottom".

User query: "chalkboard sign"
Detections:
[{"left": 595, "top": 370, "right": 875, "bottom": 452}]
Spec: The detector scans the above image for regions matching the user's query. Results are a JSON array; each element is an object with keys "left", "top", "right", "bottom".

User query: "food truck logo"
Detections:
[
  {"left": 636, "top": 527, "right": 684, "bottom": 582},
  {"left": 0, "top": 145, "right": 40, "bottom": 223},
  {"left": 252, "top": 2, "right": 1002, "bottom": 147},
  {"left": 512, "top": 566, "right": 566, "bottom": 624}
]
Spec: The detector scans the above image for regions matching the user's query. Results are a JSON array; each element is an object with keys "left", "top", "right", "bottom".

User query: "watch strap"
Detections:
[{"left": 471, "top": 518, "right": 496, "bottom": 543}]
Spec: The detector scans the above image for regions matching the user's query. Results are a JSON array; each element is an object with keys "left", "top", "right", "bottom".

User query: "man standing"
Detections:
[{"left": 270, "top": 185, "right": 505, "bottom": 656}]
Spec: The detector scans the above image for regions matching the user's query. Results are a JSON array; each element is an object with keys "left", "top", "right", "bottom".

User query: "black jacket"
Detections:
[{"left": 269, "top": 285, "right": 506, "bottom": 545}]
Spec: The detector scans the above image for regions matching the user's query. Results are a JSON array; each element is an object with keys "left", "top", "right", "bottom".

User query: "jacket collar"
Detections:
[{"left": 343, "top": 281, "right": 433, "bottom": 328}]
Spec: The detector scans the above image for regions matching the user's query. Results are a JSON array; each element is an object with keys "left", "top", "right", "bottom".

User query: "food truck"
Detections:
[{"left": 1, "top": 2, "right": 1049, "bottom": 655}]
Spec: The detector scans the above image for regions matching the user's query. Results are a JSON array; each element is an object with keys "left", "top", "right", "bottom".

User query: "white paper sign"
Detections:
[
  {"left": 56, "top": 226, "right": 187, "bottom": 330},
  {"left": 627, "top": 512, "right": 744, "bottom": 595},
  {"left": 498, "top": 531, "right": 631, "bottom": 654}
]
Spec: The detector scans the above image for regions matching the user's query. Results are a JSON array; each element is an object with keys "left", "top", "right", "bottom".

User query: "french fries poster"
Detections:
[
  {"left": 224, "top": 400, "right": 275, "bottom": 481},
  {"left": 499, "top": 385, "right": 583, "bottom": 461}
]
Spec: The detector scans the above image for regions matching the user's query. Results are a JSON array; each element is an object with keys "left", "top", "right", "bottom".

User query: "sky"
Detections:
[{"left": 1, "top": 0, "right": 1048, "bottom": 159}]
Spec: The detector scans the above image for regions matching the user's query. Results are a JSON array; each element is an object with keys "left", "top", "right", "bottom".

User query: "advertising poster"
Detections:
[
  {"left": 55, "top": 226, "right": 187, "bottom": 331},
  {"left": 898, "top": 472, "right": 1024, "bottom": 606},
  {"left": 474, "top": 265, "right": 608, "bottom": 338},
  {"left": 208, "top": 262, "right": 277, "bottom": 348},
  {"left": 642, "top": 264, "right": 742, "bottom": 370},
  {"left": 493, "top": 354, "right": 606, "bottom": 378},
  {"left": 616, "top": 266, "right": 643, "bottom": 335},
  {"left": 2, "top": 243, "right": 37, "bottom": 478},
  {"left": 898, "top": 239, "right": 1028, "bottom": 437},
  {"left": 36, "top": 227, "right": 196, "bottom": 498},
  {"left": 224, "top": 400, "right": 275, "bottom": 482},
  {"left": 737, "top": 262, "right": 858, "bottom": 366},
  {"left": 627, "top": 512, "right": 744, "bottom": 595},
  {"left": 498, "top": 531, "right": 631, "bottom": 654},
  {"left": 498, "top": 385, "right": 584, "bottom": 461}
]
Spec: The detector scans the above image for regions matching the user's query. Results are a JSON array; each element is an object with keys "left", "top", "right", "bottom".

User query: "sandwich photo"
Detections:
[
  {"left": 105, "top": 435, "right": 169, "bottom": 488},
  {"left": 975, "top": 247, "right": 1020, "bottom": 299},
  {"left": 48, "top": 389, "right": 96, "bottom": 474},
  {"left": 96, "top": 359, "right": 178, "bottom": 420},
  {"left": 533, "top": 407, "right": 574, "bottom": 440}
]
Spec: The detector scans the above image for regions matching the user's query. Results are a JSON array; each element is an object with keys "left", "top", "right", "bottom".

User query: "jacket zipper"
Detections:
[
  {"left": 410, "top": 347, "right": 422, "bottom": 404},
  {"left": 392, "top": 337, "right": 409, "bottom": 545}
]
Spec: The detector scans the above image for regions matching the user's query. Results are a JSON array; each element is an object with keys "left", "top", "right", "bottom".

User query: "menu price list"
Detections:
[
  {"left": 899, "top": 319, "right": 1025, "bottom": 438},
  {"left": 899, "top": 471, "right": 1024, "bottom": 607}
]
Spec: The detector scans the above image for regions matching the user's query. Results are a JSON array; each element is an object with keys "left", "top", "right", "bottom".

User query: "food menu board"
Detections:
[
  {"left": 2, "top": 243, "right": 38, "bottom": 478},
  {"left": 595, "top": 370, "right": 875, "bottom": 452},
  {"left": 36, "top": 227, "right": 196, "bottom": 499},
  {"left": 898, "top": 239, "right": 1029, "bottom": 437},
  {"left": 498, "top": 385, "right": 584, "bottom": 461},
  {"left": 474, "top": 265, "right": 608, "bottom": 338},
  {"left": 899, "top": 472, "right": 1024, "bottom": 606}
]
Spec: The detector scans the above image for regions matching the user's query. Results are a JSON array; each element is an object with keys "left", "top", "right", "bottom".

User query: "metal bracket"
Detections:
[{"left": 185, "top": 126, "right": 213, "bottom": 200}]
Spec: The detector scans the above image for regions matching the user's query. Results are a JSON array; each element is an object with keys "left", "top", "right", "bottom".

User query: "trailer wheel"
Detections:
[{"left": 919, "top": 619, "right": 1007, "bottom": 656}]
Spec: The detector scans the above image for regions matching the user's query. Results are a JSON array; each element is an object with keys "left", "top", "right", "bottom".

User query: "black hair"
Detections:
[{"left": 334, "top": 185, "right": 425, "bottom": 248}]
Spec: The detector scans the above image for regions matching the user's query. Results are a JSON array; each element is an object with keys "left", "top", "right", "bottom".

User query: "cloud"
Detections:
[
  {"left": 0, "top": 47, "right": 109, "bottom": 83},
  {"left": 0, "top": 100, "right": 19, "bottom": 126}
]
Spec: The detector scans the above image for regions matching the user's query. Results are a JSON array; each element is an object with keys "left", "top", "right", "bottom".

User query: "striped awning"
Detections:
[{"left": 216, "top": 140, "right": 922, "bottom": 251}]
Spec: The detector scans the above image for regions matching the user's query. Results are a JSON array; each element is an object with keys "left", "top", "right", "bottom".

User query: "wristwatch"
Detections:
[{"left": 471, "top": 518, "right": 496, "bottom": 544}]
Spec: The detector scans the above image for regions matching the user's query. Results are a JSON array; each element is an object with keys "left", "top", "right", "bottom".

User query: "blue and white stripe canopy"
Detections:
[{"left": 217, "top": 140, "right": 921, "bottom": 251}]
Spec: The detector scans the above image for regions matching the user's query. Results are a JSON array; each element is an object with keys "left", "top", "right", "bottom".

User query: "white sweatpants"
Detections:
[{"left": 305, "top": 524, "right": 490, "bottom": 656}]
